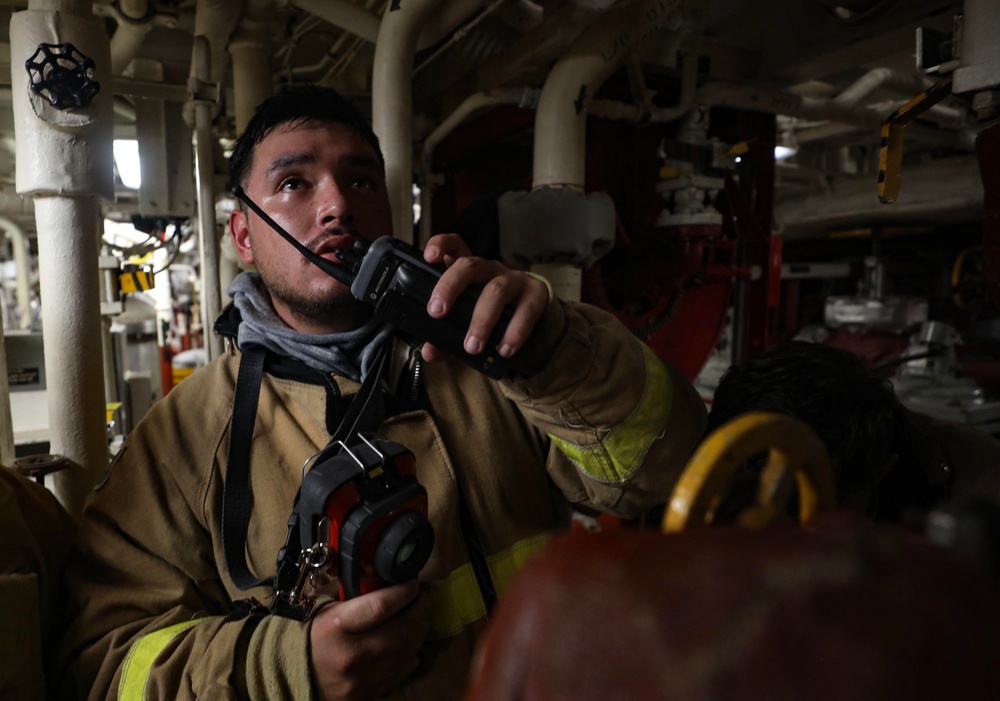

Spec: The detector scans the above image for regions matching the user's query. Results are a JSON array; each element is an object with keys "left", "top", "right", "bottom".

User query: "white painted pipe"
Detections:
[
  {"left": 11, "top": 0, "right": 114, "bottom": 513},
  {"left": 533, "top": 0, "right": 695, "bottom": 190},
  {"left": 230, "top": 0, "right": 274, "bottom": 135},
  {"left": 109, "top": 0, "right": 151, "bottom": 75},
  {"left": 193, "top": 0, "right": 240, "bottom": 89},
  {"left": 35, "top": 197, "right": 108, "bottom": 514},
  {"left": 190, "top": 36, "right": 222, "bottom": 362},
  {"left": 230, "top": 39, "right": 270, "bottom": 132},
  {"left": 0, "top": 216, "right": 33, "bottom": 329},
  {"left": 372, "top": 0, "right": 447, "bottom": 243},
  {"left": 225, "top": 0, "right": 275, "bottom": 299}
]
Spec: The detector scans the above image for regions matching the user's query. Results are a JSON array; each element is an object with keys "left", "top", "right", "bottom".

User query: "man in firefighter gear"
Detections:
[{"left": 55, "top": 85, "right": 706, "bottom": 700}]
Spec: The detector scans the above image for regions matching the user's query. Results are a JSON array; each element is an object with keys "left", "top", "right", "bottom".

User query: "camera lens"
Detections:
[
  {"left": 397, "top": 539, "right": 417, "bottom": 565},
  {"left": 374, "top": 510, "right": 435, "bottom": 583}
]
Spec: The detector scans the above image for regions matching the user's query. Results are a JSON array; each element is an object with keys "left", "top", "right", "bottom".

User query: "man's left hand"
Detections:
[{"left": 421, "top": 233, "right": 549, "bottom": 363}]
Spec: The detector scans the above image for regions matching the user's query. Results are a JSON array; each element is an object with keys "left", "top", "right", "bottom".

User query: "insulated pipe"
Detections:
[
  {"left": 193, "top": 0, "right": 240, "bottom": 91},
  {"left": 108, "top": 0, "right": 151, "bottom": 74},
  {"left": 418, "top": 87, "right": 540, "bottom": 244},
  {"left": 532, "top": 0, "right": 695, "bottom": 189},
  {"left": 190, "top": 36, "right": 222, "bottom": 362},
  {"left": 180, "top": 0, "right": 240, "bottom": 128},
  {"left": 11, "top": 0, "right": 114, "bottom": 514},
  {"left": 230, "top": 0, "right": 275, "bottom": 135},
  {"left": 225, "top": 0, "right": 274, "bottom": 299},
  {"left": 0, "top": 216, "right": 33, "bottom": 329},
  {"left": 530, "top": 0, "right": 695, "bottom": 298},
  {"left": 833, "top": 67, "right": 928, "bottom": 108},
  {"left": 833, "top": 67, "right": 966, "bottom": 128},
  {"left": 372, "top": 0, "right": 447, "bottom": 243},
  {"left": 35, "top": 198, "right": 107, "bottom": 510},
  {"left": 102, "top": 1, "right": 179, "bottom": 76}
]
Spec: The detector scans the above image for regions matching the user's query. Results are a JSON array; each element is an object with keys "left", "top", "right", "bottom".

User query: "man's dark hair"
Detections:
[
  {"left": 707, "top": 341, "right": 911, "bottom": 506},
  {"left": 228, "top": 84, "right": 385, "bottom": 190}
]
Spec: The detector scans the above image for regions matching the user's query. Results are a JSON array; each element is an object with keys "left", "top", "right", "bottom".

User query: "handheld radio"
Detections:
[{"left": 233, "top": 186, "right": 516, "bottom": 379}]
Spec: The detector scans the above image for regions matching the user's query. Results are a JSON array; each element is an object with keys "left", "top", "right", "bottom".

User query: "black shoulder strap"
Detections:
[{"left": 222, "top": 347, "right": 271, "bottom": 590}]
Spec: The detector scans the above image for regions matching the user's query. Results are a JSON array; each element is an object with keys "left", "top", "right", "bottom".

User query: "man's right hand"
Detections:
[{"left": 309, "top": 580, "right": 431, "bottom": 700}]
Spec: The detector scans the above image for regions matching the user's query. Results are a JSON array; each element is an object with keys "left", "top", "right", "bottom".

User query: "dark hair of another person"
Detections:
[
  {"left": 707, "top": 341, "right": 911, "bottom": 505},
  {"left": 228, "top": 84, "right": 385, "bottom": 190}
]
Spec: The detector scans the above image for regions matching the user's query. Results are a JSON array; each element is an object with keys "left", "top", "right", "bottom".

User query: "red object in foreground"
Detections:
[{"left": 465, "top": 512, "right": 1000, "bottom": 701}]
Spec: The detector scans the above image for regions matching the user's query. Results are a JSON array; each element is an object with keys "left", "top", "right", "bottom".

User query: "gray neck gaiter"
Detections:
[{"left": 227, "top": 272, "right": 391, "bottom": 382}]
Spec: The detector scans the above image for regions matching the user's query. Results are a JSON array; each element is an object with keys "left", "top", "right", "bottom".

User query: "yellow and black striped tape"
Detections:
[
  {"left": 877, "top": 76, "right": 953, "bottom": 204},
  {"left": 119, "top": 268, "right": 154, "bottom": 294}
]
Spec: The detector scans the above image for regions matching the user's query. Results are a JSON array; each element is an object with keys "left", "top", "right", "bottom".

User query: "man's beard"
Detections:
[{"left": 259, "top": 267, "right": 372, "bottom": 330}]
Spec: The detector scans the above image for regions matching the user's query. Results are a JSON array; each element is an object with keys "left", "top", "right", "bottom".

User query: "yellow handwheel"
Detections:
[{"left": 662, "top": 411, "right": 836, "bottom": 533}]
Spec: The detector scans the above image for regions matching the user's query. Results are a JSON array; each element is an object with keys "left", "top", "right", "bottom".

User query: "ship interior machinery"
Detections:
[{"left": 2, "top": 0, "right": 1000, "bottom": 697}]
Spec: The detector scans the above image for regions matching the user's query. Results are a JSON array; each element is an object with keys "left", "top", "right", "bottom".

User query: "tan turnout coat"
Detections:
[{"left": 57, "top": 300, "right": 707, "bottom": 700}]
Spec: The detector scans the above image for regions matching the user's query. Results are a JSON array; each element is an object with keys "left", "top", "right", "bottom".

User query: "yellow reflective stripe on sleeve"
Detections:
[
  {"left": 486, "top": 532, "right": 553, "bottom": 593},
  {"left": 426, "top": 533, "right": 554, "bottom": 639},
  {"left": 118, "top": 619, "right": 207, "bottom": 701},
  {"left": 548, "top": 343, "right": 673, "bottom": 484}
]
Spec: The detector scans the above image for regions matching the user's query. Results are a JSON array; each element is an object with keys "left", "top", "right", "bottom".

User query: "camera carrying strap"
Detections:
[{"left": 223, "top": 341, "right": 395, "bottom": 592}]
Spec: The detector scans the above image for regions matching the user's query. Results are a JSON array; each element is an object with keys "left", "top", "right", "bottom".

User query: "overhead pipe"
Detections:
[
  {"left": 582, "top": 72, "right": 971, "bottom": 145},
  {"left": 223, "top": 0, "right": 275, "bottom": 298},
  {"left": 10, "top": 0, "right": 114, "bottom": 513},
  {"left": 179, "top": 0, "right": 239, "bottom": 127},
  {"left": 292, "top": 0, "right": 487, "bottom": 50},
  {"left": 0, "top": 216, "right": 33, "bottom": 329},
  {"left": 372, "top": 0, "right": 448, "bottom": 243},
  {"left": 413, "top": 0, "right": 508, "bottom": 76},
  {"left": 94, "top": 0, "right": 180, "bottom": 75},
  {"left": 230, "top": 0, "right": 276, "bottom": 134},
  {"left": 533, "top": 0, "right": 698, "bottom": 189},
  {"left": 468, "top": 0, "right": 616, "bottom": 95},
  {"left": 290, "top": 0, "right": 381, "bottom": 44}
]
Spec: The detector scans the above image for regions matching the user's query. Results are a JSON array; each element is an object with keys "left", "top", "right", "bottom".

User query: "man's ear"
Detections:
[{"left": 229, "top": 208, "right": 255, "bottom": 265}]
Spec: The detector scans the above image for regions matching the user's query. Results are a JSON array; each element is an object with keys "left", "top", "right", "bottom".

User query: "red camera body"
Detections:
[{"left": 296, "top": 438, "right": 435, "bottom": 600}]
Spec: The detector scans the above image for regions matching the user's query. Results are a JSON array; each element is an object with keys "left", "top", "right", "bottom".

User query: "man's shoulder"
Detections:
[{"left": 141, "top": 351, "right": 240, "bottom": 431}]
